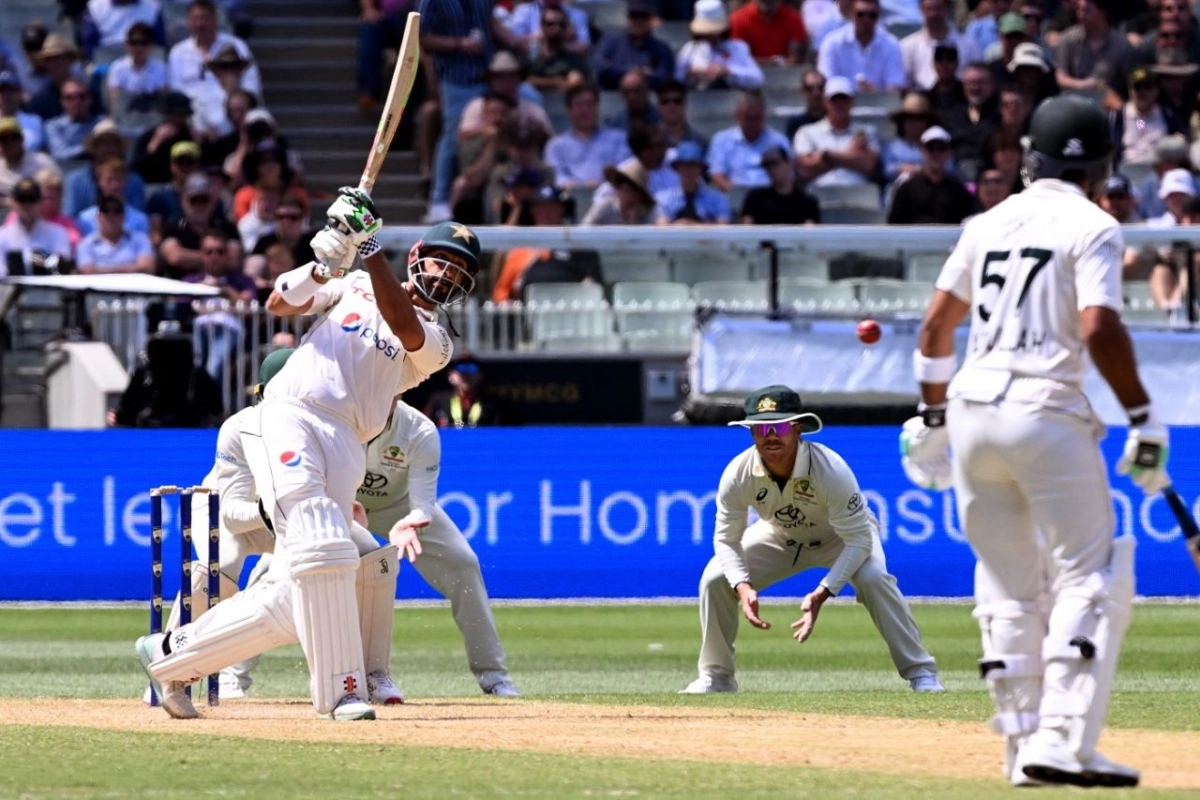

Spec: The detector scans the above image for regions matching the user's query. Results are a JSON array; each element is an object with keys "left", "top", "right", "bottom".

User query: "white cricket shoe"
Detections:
[
  {"left": 367, "top": 671, "right": 405, "bottom": 705},
  {"left": 327, "top": 692, "right": 376, "bottom": 721},
  {"left": 218, "top": 672, "right": 249, "bottom": 700},
  {"left": 909, "top": 675, "right": 946, "bottom": 692},
  {"left": 1005, "top": 736, "right": 1042, "bottom": 787},
  {"left": 1017, "top": 731, "right": 1140, "bottom": 788},
  {"left": 483, "top": 680, "right": 521, "bottom": 697},
  {"left": 135, "top": 634, "right": 198, "bottom": 720},
  {"left": 679, "top": 676, "right": 738, "bottom": 694},
  {"left": 1080, "top": 752, "right": 1141, "bottom": 788}
]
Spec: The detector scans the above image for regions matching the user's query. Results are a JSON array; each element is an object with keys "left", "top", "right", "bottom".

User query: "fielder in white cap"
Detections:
[{"left": 680, "top": 385, "right": 942, "bottom": 694}]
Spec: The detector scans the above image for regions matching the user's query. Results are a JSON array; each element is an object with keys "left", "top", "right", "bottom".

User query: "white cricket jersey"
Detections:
[
  {"left": 714, "top": 440, "right": 876, "bottom": 595},
  {"left": 266, "top": 271, "right": 454, "bottom": 442},
  {"left": 357, "top": 400, "right": 441, "bottom": 532},
  {"left": 203, "top": 406, "right": 270, "bottom": 537},
  {"left": 936, "top": 179, "right": 1125, "bottom": 416}
]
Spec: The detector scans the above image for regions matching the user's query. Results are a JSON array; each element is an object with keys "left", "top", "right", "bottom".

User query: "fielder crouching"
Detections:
[{"left": 681, "top": 385, "right": 943, "bottom": 694}]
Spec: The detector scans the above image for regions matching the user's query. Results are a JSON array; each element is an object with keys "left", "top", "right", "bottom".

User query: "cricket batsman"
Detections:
[
  {"left": 901, "top": 95, "right": 1168, "bottom": 787},
  {"left": 136, "top": 188, "right": 481, "bottom": 721},
  {"left": 681, "top": 385, "right": 943, "bottom": 694}
]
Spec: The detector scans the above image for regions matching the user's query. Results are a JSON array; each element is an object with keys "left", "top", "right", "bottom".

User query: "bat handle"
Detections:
[{"left": 358, "top": 176, "right": 375, "bottom": 196}]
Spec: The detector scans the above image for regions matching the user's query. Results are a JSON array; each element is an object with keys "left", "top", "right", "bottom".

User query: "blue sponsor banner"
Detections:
[{"left": 0, "top": 427, "right": 1197, "bottom": 601}]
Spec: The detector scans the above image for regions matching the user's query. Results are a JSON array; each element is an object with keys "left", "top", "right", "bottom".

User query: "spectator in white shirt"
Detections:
[
  {"left": 901, "top": 0, "right": 974, "bottom": 89},
  {"left": 817, "top": 0, "right": 906, "bottom": 92},
  {"left": 76, "top": 195, "right": 154, "bottom": 273},
  {"left": 45, "top": 78, "right": 102, "bottom": 162},
  {"left": 80, "top": 0, "right": 163, "bottom": 59},
  {"left": 0, "top": 178, "right": 73, "bottom": 276},
  {"left": 793, "top": 76, "right": 881, "bottom": 189},
  {"left": 105, "top": 21, "right": 169, "bottom": 133},
  {"left": 0, "top": 70, "right": 44, "bottom": 153},
  {"left": 544, "top": 83, "right": 632, "bottom": 189},
  {"left": 806, "top": 0, "right": 853, "bottom": 53},
  {"left": 0, "top": 117, "right": 57, "bottom": 199},
  {"left": 168, "top": 0, "right": 261, "bottom": 99},
  {"left": 706, "top": 89, "right": 793, "bottom": 190},
  {"left": 676, "top": 0, "right": 764, "bottom": 90},
  {"left": 188, "top": 44, "right": 255, "bottom": 141}
]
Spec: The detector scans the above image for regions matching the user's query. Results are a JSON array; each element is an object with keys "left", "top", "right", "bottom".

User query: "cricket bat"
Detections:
[
  {"left": 359, "top": 10, "right": 421, "bottom": 195},
  {"left": 1163, "top": 487, "right": 1200, "bottom": 575}
]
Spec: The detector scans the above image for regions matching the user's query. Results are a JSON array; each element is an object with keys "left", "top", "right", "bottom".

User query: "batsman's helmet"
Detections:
[
  {"left": 1022, "top": 94, "right": 1112, "bottom": 193},
  {"left": 407, "top": 220, "right": 482, "bottom": 307}
]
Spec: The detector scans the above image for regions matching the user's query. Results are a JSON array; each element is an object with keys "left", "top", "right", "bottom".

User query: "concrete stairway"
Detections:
[{"left": 249, "top": 0, "right": 426, "bottom": 224}]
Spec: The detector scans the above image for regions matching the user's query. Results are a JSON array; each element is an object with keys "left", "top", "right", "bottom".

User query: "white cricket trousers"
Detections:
[{"left": 697, "top": 521, "right": 938, "bottom": 682}]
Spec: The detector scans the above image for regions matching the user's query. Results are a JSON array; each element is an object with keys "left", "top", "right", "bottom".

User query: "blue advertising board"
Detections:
[{"left": 0, "top": 427, "right": 1197, "bottom": 601}]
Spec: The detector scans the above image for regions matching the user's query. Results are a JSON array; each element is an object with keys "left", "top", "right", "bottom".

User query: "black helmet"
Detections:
[{"left": 1022, "top": 95, "right": 1112, "bottom": 192}]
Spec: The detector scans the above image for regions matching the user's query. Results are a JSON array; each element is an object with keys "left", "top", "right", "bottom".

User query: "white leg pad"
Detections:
[
  {"left": 974, "top": 600, "right": 1045, "bottom": 738},
  {"left": 1039, "top": 535, "right": 1136, "bottom": 759},
  {"left": 150, "top": 581, "right": 297, "bottom": 684},
  {"left": 287, "top": 497, "right": 366, "bottom": 716},
  {"left": 357, "top": 544, "right": 399, "bottom": 676}
]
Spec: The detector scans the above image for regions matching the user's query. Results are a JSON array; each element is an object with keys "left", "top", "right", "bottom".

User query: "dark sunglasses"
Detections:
[
  {"left": 856, "top": 10, "right": 879, "bottom": 18},
  {"left": 751, "top": 421, "right": 795, "bottom": 437},
  {"left": 99, "top": 207, "right": 124, "bottom": 215},
  {"left": 203, "top": 247, "right": 226, "bottom": 255},
  {"left": 924, "top": 142, "right": 950, "bottom": 152},
  {"left": 128, "top": 39, "right": 153, "bottom": 46},
  {"left": 1160, "top": 30, "right": 1184, "bottom": 39},
  {"left": 187, "top": 194, "right": 211, "bottom": 204}
]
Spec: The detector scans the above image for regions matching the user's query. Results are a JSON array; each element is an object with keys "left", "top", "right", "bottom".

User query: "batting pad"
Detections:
[
  {"left": 287, "top": 497, "right": 366, "bottom": 715},
  {"left": 357, "top": 544, "right": 399, "bottom": 675},
  {"left": 151, "top": 580, "right": 297, "bottom": 684}
]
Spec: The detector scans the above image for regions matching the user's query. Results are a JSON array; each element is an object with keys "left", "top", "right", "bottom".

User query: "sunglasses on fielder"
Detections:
[{"left": 751, "top": 421, "right": 796, "bottom": 438}]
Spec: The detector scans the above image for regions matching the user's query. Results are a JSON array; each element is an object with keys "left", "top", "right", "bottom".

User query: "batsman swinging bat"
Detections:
[
  {"left": 359, "top": 11, "right": 421, "bottom": 195},
  {"left": 1163, "top": 487, "right": 1200, "bottom": 574}
]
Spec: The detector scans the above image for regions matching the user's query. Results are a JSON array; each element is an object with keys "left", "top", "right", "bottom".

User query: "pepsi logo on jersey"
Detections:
[
  {"left": 341, "top": 313, "right": 364, "bottom": 332},
  {"left": 279, "top": 451, "right": 302, "bottom": 467},
  {"left": 339, "top": 312, "right": 401, "bottom": 360}
]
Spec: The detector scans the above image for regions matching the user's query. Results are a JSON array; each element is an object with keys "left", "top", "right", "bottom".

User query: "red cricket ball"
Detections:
[{"left": 856, "top": 319, "right": 882, "bottom": 345}]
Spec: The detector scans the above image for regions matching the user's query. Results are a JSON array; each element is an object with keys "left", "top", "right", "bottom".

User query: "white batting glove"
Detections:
[
  {"left": 899, "top": 407, "right": 953, "bottom": 491},
  {"left": 326, "top": 186, "right": 383, "bottom": 259},
  {"left": 310, "top": 226, "right": 355, "bottom": 278},
  {"left": 1116, "top": 404, "right": 1170, "bottom": 495}
]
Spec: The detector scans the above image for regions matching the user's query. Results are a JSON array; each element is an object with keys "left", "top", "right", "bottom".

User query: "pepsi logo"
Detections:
[
  {"left": 341, "top": 313, "right": 363, "bottom": 332},
  {"left": 280, "top": 451, "right": 302, "bottom": 467}
]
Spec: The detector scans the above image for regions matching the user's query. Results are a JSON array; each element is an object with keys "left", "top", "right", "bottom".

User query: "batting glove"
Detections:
[
  {"left": 1116, "top": 404, "right": 1171, "bottom": 494},
  {"left": 326, "top": 186, "right": 383, "bottom": 259},
  {"left": 899, "top": 405, "right": 953, "bottom": 491},
  {"left": 310, "top": 226, "right": 356, "bottom": 279}
]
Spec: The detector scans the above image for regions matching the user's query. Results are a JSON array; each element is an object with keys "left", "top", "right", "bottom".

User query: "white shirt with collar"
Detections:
[
  {"left": 817, "top": 23, "right": 906, "bottom": 90},
  {"left": 167, "top": 33, "right": 262, "bottom": 97},
  {"left": 899, "top": 27, "right": 975, "bottom": 90},
  {"left": 0, "top": 218, "right": 74, "bottom": 275},
  {"left": 713, "top": 439, "right": 876, "bottom": 596},
  {"left": 87, "top": 0, "right": 161, "bottom": 47},
  {"left": 76, "top": 228, "right": 152, "bottom": 271},
  {"left": 793, "top": 117, "right": 880, "bottom": 188}
]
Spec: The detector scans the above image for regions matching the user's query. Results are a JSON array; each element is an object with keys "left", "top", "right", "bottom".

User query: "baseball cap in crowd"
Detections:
[
  {"left": 730, "top": 385, "right": 823, "bottom": 433},
  {"left": 0, "top": 117, "right": 21, "bottom": 138},
  {"left": 670, "top": 140, "right": 706, "bottom": 168},
  {"left": 998, "top": 11, "right": 1026, "bottom": 36},
  {"left": 531, "top": 183, "right": 570, "bottom": 205},
  {"left": 1158, "top": 167, "right": 1195, "bottom": 199},
  {"left": 159, "top": 91, "right": 193, "bottom": 116},
  {"left": 1008, "top": 42, "right": 1048, "bottom": 72},
  {"left": 824, "top": 76, "right": 855, "bottom": 99},
  {"left": 12, "top": 178, "right": 41, "bottom": 204},
  {"left": 183, "top": 173, "right": 210, "bottom": 199},
  {"left": 244, "top": 108, "right": 276, "bottom": 128},
  {"left": 1128, "top": 65, "right": 1155, "bottom": 88},
  {"left": 1105, "top": 174, "right": 1132, "bottom": 196},
  {"left": 758, "top": 144, "right": 789, "bottom": 167},
  {"left": 21, "top": 23, "right": 48, "bottom": 54},
  {"left": 920, "top": 125, "right": 952, "bottom": 146},
  {"left": 932, "top": 41, "right": 958, "bottom": 61},
  {"left": 0, "top": 71, "right": 19, "bottom": 90},
  {"left": 171, "top": 140, "right": 201, "bottom": 162}
]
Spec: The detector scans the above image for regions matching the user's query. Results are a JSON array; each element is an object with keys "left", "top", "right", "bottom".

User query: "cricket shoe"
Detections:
[
  {"left": 483, "top": 680, "right": 521, "bottom": 698},
  {"left": 327, "top": 692, "right": 376, "bottom": 721},
  {"left": 368, "top": 671, "right": 405, "bottom": 705},
  {"left": 219, "top": 671, "right": 251, "bottom": 700},
  {"left": 1017, "top": 731, "right": 1139, "bottom": 788},
  {"left": 679, "top": 676, "right": 738, "bottom": 694},
  {"left": 135, "top": 634, "right": 198, "bottom": 720},
  {"left": 1004, "top": 736, "right": 1043, "bottom": 788},
  {"left": 909, "top": 675, "right": 946, "bottom": 692}
]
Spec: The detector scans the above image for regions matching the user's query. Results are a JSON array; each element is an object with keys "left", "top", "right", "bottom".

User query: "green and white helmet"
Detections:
[{"left": 406, "top": 221, "right": 482, "bottom": 307}]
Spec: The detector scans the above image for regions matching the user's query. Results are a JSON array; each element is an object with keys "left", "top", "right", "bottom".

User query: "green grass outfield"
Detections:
[{"left": 1, "top": 602, "right": 1198, "bottom": 798}]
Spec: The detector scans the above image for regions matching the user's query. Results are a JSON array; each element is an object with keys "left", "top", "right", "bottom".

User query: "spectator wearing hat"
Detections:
[
  {"left": 61, "top": 119, "right": 145, "bottom": 218},
  {"left": 168, "top": 0, "right": 260, "bottom": 99},
  {"left": 606, "top": 70, "right": 662, "bottom": 133},
  {"left": 1151, "top": 49, "right": 1200, "bottom": 133},
  {"left": 159, "top": 172, "right": 241, "bottom": 279},
  {"left": 594, "top": 0, "right": 676, "bottom": 91},
  {"left": 487, "top": 123, "right": 556, "bottom": 224},
  {"left": 45, "top": 78, "right": 102, "bottom": 162},
  {"left": 76, "top": 195, "right": 155, "bottom": 274},
  {"left": 923, "top": 41, "right": 968, "bottom": 116},
  {"left": 964, "top": 0, "right": 1014, "bottom": 57},
  {"left": 79, "top": 0, "right": 164, "bottom": 60},
  {"left": 985, "top": 12, "right": 1028, "bottom": 85},
  {"left": 1099, "top": 174, "right": 1141, "bottom": 224},
  {"left": 817, "top": 0, "right": 905, "bottom": 92},
  {"left": 505, "top": 0, "right": 591, "bottom": 54},
  {"left": 901, "top": 0, "right": 975, "bottom": 90},
  {"left": 3, "top": 166, "right": 82, "bottom": 247},
  {"left": 581, "top": 160, "right": 657, "bottom": 225},
  {"left": 676, "top": 0, "right": 765, "bottom": 90},
  {"left": 77, "top": 158, "right": 150, "bottom": 236},
  {"left": 983, "top": 2, "right": 1049, "bottom": 63},
  {"left": 656, "top": 79, "right": 708, "bottom": 152},
  {"left": 545, "top": 83, "right": 631, "bottom": 189},
  {"left": 105, "top": 21, "right": 169, "bottom": 133},
  {"left": 887, "top": 125, "right": 976, "bottom": 223},
  {"left": 222, "top": 106, "right": 303, "bottom": 191},
  {"left": 1139, "top": 5, "right": 1200, "bottom": 75},
  {"left": 28, "top": 33, "right": 91, "bottom": 121},
  {"left": 1147, "top": 168, "right": 1198, "bottom": 308},
  {"left": 132, "top": 91, "right": 198, "bottom": 183},
  {"left": 1110, "top": 66, "right": 1185, "bottom": 168},
  {"left": 9, "top": 23, "right": 48, "bottom": 98},
  {"left": 459, "top": 52, "right": 553, "bottom": 145},
  {"left": 1148, "top": 167, "right": 1195, "bottom": 229},
  {"left": 0, "top": 178, "right": 73, "bottom": 276},
  {"left": 1055, "top": 0, "right": 1129, "bottom": 94},
  {"left": 973, "top": 167, "right": 1012, "bottom": 212},
  {"left": 143, "top": 140, "right": 203, "bottom": 233},
  {"left": 654, "top": 141, "right": 729, "bottom": 225},
  {"left": 188, "top": 43, "right": 255, "bottom": 141},
  {"left": 0, "top": 117, "right": 57, "bottom": 199},
  {"left": 794, "top": 77, "right": 880, "bottom": 190},
  {"left": 1006, "top": 41, "right": 1058, "bottom": 104},
  {"left": 883, "top": 92, "right": 939, "bottom": 183},
  {"left": 0, "top": 71, "right": 45, "bottom": 153},
  {"left": 593, "top": 123, "right": 678, "bottom": 207},
  {"left": 740, "top": 145, "right": 820, "bottom": 224},
  {"left": 708, "top": 90, "right": 792, "bottom": 190},
  {"left": 729, "top": 0, "right": 809, "bottom": 64},
  {"left": 527, "top": 5, "right": 592, "bottom": 92}
]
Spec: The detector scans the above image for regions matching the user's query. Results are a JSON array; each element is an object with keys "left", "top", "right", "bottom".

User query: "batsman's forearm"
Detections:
[{"left": 364, "top": 251, "right": 426, "bottom": 351}]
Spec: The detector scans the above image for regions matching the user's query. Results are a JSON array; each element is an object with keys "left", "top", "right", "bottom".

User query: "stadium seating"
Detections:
[
  {"left": 601, "top": 252, "right": 672, "bottom": 284},
  {"left": 670, "top": 250, "right": 754, "bottom": 285},
  {"left": 779, "top": 279, "right": 859, "bottom": 312},
  {"left": 858, "top": 280, "right": 931, "bottom": 314},
  {"left": 906, "top": 253, "right": 948, "bottom": 283},
  {"left": 613, "top": 281, "right": 692, "bottom": 351},
  {"left": 691, "top": 280, "right": 769, "bottom": 311}
]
